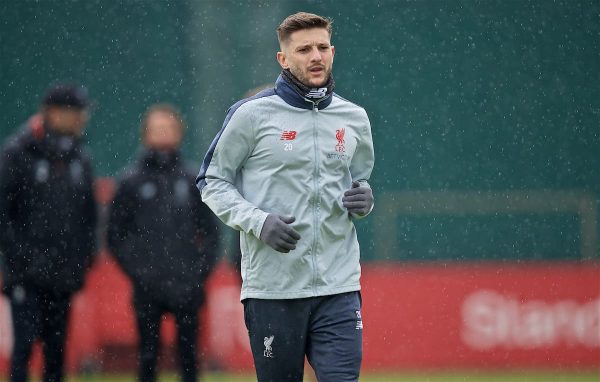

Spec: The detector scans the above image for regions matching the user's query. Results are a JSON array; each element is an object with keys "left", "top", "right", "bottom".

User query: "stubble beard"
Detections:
[{"left": 291, "top": 65, "right": 331, "bottom": 88}]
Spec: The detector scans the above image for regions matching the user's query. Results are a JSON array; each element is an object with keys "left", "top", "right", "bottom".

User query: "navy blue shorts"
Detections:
[{"left": 243, "top": 291, "right": 363, "bottom": 382}]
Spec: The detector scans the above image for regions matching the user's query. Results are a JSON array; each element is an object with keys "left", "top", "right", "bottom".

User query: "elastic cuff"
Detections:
[{"left": 252, "top": 210, "right": 270, "bottom": 239}]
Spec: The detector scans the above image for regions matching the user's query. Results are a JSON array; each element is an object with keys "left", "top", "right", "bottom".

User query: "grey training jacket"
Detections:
[{"left": 197, "top": 74, "right": 375, "bottom": 300}]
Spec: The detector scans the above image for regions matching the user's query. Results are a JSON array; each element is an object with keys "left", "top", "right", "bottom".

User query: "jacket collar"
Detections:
[
  {"left": 275, "top": 74, "right": 333, "bottom": 111},
  {"left": 139, "top": 148, "right": 181, "bottom": 171},
  {"left": 23, "top": 116, "right": 82, "bottom": 159}
]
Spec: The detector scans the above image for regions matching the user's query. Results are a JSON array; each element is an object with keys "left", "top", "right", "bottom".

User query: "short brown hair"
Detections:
[
  {"left": 140, "top": 103, "right": 185, "bottom": 137},
  {"left": 277, "top": 12, "right": 332, "bottom": 44}
]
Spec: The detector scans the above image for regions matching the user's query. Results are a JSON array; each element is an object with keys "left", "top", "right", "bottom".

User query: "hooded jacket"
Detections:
[
  {"left": 108, "top": 149, "right": 219, "bottom": 307},
  {"left": 197, "top": 74, "right": 375, "bottom": 300},
  {"left": 0, "top": 115, "right": 97, "bottom": 295}
]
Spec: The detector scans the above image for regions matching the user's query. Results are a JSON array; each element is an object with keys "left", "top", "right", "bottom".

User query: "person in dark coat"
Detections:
[
  {"left": 0, "top": 84, "right": 97, "bottom": 382},
  {"left": 107, "top": 104, "right": 220, "bottom": 382}
]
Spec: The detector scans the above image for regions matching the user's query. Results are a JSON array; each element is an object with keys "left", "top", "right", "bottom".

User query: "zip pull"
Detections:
[{"left": 313, "top": 102, "right": 319, "bottom": 112}]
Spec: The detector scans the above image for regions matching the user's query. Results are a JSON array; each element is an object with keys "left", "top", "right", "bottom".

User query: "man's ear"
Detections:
[
  {"left": 331, "top": 45, "right": 335, "bottom": 61},
  {"left": 276, "top": 51, "right": 288, "bottom": 69}
]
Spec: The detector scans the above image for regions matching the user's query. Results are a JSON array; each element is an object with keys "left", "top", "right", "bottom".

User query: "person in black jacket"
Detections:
[
  {"left": 107, "top": 104, "right": 219, "bottom": 382},
  {"left": 0, "top": 84, "right": 97, "bottom": 382}
]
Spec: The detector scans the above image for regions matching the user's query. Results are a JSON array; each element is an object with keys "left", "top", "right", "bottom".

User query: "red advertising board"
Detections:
[
  {"left": 0, "top": 259, "right": 598, "bottom": 376},
  {"left": 361, "top": 262, "right": 599, "bottom": 370}
]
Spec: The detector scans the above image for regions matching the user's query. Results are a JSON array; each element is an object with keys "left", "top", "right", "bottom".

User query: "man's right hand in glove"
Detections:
[{"left": 259, "top": 214, "right": 301, "bottom": 253}]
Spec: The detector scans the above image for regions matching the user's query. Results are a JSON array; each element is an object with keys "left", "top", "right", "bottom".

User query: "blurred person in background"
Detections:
[
  {"left": 0, "top": 84, "right": 97, "bottom": 382},
  {"left": 196, "top": 12, "right": 374, "bottom": 382},
  {"left": 107, "top": 104, "right": 219, "bottom": 382}
]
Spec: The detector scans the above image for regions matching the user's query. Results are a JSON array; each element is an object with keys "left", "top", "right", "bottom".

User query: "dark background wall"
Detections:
[{"left": 1, "top": 0, "right": 598, "bottom": 261}]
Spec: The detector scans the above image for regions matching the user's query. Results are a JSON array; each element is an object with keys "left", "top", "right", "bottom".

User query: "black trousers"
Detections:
[
  {"left": 243, "top": 291, "right": 363, "bottom": 382},
  {"left": 133, "top": 292, "right": 200, "bottom": 382},
  {"left": 9, "top": 285, "right": 71, "bottom": 382}
]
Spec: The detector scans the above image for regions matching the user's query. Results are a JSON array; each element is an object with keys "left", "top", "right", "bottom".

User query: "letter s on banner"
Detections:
[
  {"left": 461, "top": 290, "right": 600, "bottom": 350},
  {"left": 461, "top": 290, "right": 508, "bottom": 350}
]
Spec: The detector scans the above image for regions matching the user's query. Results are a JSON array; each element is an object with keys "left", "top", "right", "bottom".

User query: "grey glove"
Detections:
[
  {"left": 259, "top": 214, "right": 301, "bottom": 253},
  {"left": 342, "top": 181, "right": 374, "bottom": 216}
]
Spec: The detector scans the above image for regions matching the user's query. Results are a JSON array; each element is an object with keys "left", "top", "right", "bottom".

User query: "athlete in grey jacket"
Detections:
[{"left": 197, "top": 12, "right": 374, "bottom": 382}]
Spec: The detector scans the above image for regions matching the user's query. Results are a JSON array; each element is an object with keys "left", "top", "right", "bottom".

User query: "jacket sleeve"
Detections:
[
  {"left": 349, "top": 108, "right": 375, "bottom": 219},
  {"left": 106, "top": 179, "right": 136, "bottom": 272},
  {"left": 0, "top": 143, "right": 20, "bottom": 256},
  {"left": 197, "top": 104, "right": 269, "bottom": 238},
  {"left": 82, "top": 157, "right": 98, "bottom": 266}
]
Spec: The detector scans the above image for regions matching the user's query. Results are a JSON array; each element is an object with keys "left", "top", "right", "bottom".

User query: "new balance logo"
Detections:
[
  {"left": 280, "top": 130, "right": 297, "bottom": 140},
  {"left": 305, "top": 87, "right": 328, "bottom": 98},
  {"left": 356, "top": 310, "right": 363, "bottom": 330}
]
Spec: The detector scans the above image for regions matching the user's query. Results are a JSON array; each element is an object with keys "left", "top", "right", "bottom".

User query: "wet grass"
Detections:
[
  {"left": 57, "top": 370, "right": 600, "bottom": 382},
  {"left": 2, "top": 371, "right": 598, "bottom": 381},
  {"left": 358, "top": 371, "right": 600, "bottom": 382}
]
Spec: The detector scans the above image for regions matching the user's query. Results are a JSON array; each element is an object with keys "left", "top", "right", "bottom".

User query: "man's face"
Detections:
[
  {"left": 277, "top": 28, "right": 335, "bottom": 88},
  {"left": 44, "top": 106, "right": 88, "bottom": 136},
  {"left": 143, "top": 111, "right": 183, "bottom": 151}
]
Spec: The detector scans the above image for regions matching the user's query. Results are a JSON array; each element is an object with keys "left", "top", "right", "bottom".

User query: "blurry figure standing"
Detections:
[
  {"left": 107, "top": 104, "right": 219, "bottom": 382},
  {"left": 0, "top": 84, "right": 97, "bottom": 382}
]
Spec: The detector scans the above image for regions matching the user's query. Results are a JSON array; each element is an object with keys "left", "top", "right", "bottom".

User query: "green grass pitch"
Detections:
[{"left": 37, "top": 370, "right": 597, "bottom": 381}]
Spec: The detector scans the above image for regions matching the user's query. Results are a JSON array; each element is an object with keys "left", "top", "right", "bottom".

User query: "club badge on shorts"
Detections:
[{"left": 263, "top": 335, "right": 274, "bottom": 358}]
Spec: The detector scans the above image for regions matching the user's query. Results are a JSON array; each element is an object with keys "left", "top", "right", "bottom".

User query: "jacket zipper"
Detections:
[{"left": 311, "top": 100, "right": 320, "bottom": 294}]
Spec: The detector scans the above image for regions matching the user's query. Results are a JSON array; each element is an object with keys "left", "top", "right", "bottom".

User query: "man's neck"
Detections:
[{"left": 281, "top": 69, "right": 335, "bottom": 101}]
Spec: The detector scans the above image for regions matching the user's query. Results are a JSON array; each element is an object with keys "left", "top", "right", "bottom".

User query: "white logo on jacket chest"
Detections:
[
  {"left": 174, "top": 178, "right": 189, "bottom": 206},
  {"left": 69, "top": 161, "right": 83, "bottom": 183},
  {"left": 139, "top": 182, "right": 157, "bottom": 199},
  {"left": 34, "top": 160, "right": 50, "bottom": 183}
]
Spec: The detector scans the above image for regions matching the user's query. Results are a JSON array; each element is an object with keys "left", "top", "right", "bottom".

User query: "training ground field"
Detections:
[
  {"left": 2, "top": 371, "right": 600, "bottom": 381},
  {"left": 4, "top": 371, "right": 590, "bottom": 382}
]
